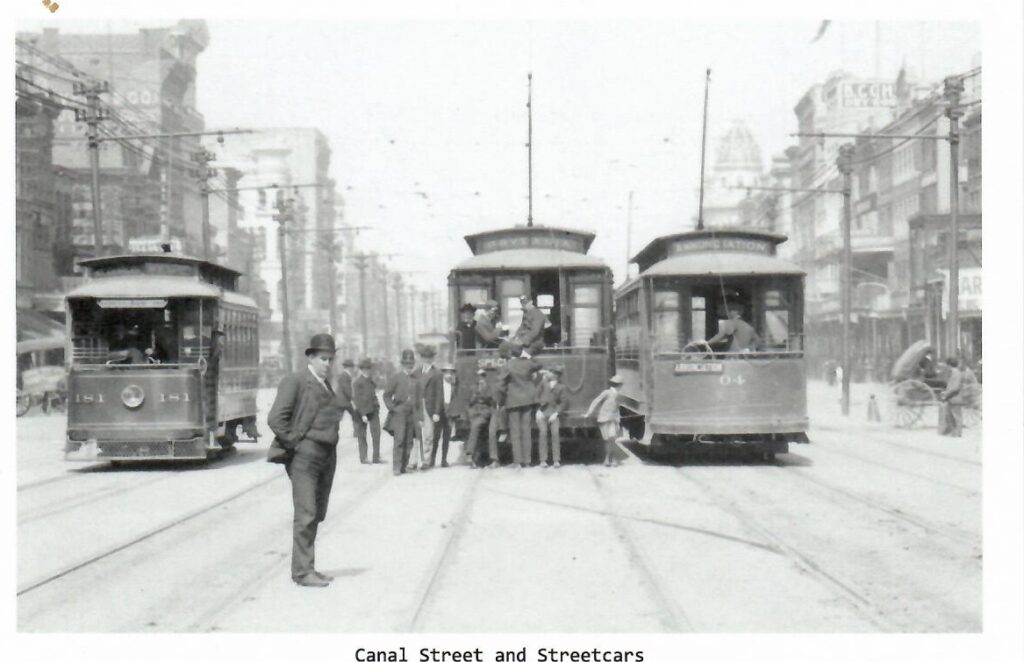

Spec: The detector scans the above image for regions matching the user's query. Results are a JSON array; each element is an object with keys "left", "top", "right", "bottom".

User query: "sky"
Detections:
[{"left": 16, "top": 18, "right": 980, "bottom": 287}]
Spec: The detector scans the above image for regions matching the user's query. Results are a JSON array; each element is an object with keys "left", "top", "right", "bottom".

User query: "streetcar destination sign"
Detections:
[
  {"left": 97, "top": 298, "right": 168, "bottom": 308},
  {"left": 674, "top": 362, "right": 723, "bottom": 374},
  {"left": 668, "top": 236, "right": 774, "bottom": 256}
]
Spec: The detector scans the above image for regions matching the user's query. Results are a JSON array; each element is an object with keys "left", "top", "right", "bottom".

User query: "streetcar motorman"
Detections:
[
  {"left": 707, "top": 303, "right": 760, "bottom": 353},
  {"left": 267, "top": 333, "right": 347, "bottom": 587}
]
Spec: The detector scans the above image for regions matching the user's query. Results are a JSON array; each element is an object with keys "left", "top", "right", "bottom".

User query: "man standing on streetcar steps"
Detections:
[
  {"left": 536, "top": 365, "right": 568, "bottom": 468},
  {"left": 514, "top": 294, "right": 548, "bottom": 357},
  {"left": 383, "top": 349, "right": 421, "bottom": 476},
  {"left": 498, "top": 341, "right": 542, "bottom": 468},
  {"left": 352, "top": 358, "right": 382, "bottom": 464},
  {"left": 267, "top": 334, "right": 346, "bottom": 588},
  {"left": 707, "top": 303, "right": 760, "bottom": 353},
  {"left": 333, "top": 357, "right": 356, "bottom": 426}
]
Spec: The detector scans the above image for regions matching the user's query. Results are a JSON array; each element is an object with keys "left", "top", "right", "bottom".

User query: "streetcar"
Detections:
[
  {"left": 446, "top": 224, "right": 615, "bottom": 439},
  {"left": 614, "top": 228, "right": 808, "bottom": 460},
  {"left": 63, "top": 252, "right": 260, "bottom": 462}
]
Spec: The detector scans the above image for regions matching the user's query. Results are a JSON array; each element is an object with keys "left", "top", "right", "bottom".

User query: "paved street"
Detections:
[{"left": 17, "top": 382, "right": 981, "bottom": 633}]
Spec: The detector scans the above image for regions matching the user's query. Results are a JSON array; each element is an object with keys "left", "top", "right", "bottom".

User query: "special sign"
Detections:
[{"left": 668, "top": 236, "right": 775, "bottom": 256}]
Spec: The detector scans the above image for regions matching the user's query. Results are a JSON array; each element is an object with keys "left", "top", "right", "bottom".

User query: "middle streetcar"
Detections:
[{"left": 446, "top": 224, "right": 615, "bottom": 440}]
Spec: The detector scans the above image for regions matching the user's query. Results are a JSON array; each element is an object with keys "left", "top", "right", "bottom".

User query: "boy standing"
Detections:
[
  {"left": 536, "top": 365, "right": 568, "bottom": 467},
  {"left": 585, "top": 374, "right": 624, "bottom": 467}
]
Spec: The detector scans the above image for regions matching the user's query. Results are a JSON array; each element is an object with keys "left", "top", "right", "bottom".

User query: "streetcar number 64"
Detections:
[{"left": 719, "top": 374, "right": 746, "bottom": 386}]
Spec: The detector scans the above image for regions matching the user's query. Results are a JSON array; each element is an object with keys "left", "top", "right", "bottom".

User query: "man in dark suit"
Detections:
[
  {"left": 454, "top": 303, "right": 478, "bottom": 350},
  {"left": 333, "top": 357, "right": 356, "bottom": 423},
  {"left": 428, "top": 362, "right": 460, "bottom": 467},
  {"left": 475, "top": 299, "right": 503, "bottom": 348},
  {"left": 383, "top": 349, "right": 421, "bottom": 476},
  {"left": 267, "top": 334, "right": 347, "bottom": 588},
  {"left": 352, "top": 358, "right": 382, "bottom": 464},
  {"left": 419, "top": 345, "right": 443, "bottom": 469},
  {"left": 465, "top": 368, "right": 495, "bottom": 468},
  {"left": 497, "top": 341, "right": 543, "bottom": 467},
  {"left": 514, "top": 294, "right": 548, "bottom": 357}
]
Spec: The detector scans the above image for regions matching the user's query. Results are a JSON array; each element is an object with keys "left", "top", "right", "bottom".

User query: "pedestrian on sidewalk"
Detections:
[
  {"left": 333, "top": 357, "right": 356, "bottom": 425},
  {"left": 267, "top": 334, "right": 346, "bottom": 588},
  {"left": 585, "top": 374, "right": 624, "bottom": 467},
  {"left": 352, "top": 358, "right": 382, "bottom": 464},
  {"left": 498, "top": 342, "right": 542, "bottom": 468},
  {"left": 536, "top": 365, "right": 568, "bottom": 468},
  {"left": 938, "top": 357, "right": 965, "bottom": 437},
  {"left": 466, "top": 368, "right": 497, "bottom": 467},
  {"left": 383, "top": 349, "right": 422, "bottom": 475}
]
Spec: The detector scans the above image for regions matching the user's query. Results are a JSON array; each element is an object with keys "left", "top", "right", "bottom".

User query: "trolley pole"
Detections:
[
  {"left": 354, "top": 254, "right": 370, "bottom": 356},
  {"left": 73, "top": 80, "right": 109, "bottom": 257},
  {"left": 696, "top": 68, "right": 711, "bottom": 231},
  {"left": 191, "top": 147, "right": 217, "bottom": 260},
  {"left": 943, "top": 76, "right": 965, "bottom": 359},
  {"left": 526, "top": 72, "right": 533, "bottom": 227},
  {"left": 274, "top": 195, "right": 295, "bottom": 373},
  {"left": 837, "top": 144, "right": 855, "bottom": 417}
]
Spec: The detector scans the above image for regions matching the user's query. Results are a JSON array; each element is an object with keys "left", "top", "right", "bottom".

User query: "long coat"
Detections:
[
  {"left": 382, "top": 369, "right": 422, "bottom": 433},
  {"left": 268, "top": 370, "right": 338, "bottom": 446},
  {"left": 334, "top": 369, "right": 355, "bottom": 413},
  {"left": 499, "top": 357, "right": 542, "bottom": 409},
  {"left": 514, "top": 306, "right": 547, "bottom": 350},
  {"left": 352, "top": 373, "right": 379, "bottom": 416}
]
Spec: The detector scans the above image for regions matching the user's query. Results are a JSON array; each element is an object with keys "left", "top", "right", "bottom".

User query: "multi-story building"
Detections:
[
  {"left": 788, "top": 67, "right": 981, "bottom": 379},
  {"left": 18, "top": 20, "right": 209, "bottom": 260},
  {"left": 698, "top": 120, "right": 766, "bottom": 228},
  {"left": 204, "top": 128, "right": 341, "bottom": 367}
]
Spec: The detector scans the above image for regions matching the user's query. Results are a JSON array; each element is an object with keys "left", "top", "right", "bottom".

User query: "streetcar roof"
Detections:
[
  {"left": 78, "top": 253, "right": 244, "bottom": 279},
  {"left": 640, "top": 253, "right": 805, "bottom": 277},
  {"left": 463, "top": 225, "right": 596, "bottom": 255},
  {"left": 453, "top": 248, "right": 608, "bottom": 271},
  {"left": 67, "top": 276, "right": 224, "bottom": 299}
]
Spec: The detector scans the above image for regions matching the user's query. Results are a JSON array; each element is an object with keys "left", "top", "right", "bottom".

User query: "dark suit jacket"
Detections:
[
  {"left": 442, "top": 375, "right": 466, "bottom": 418},
  {"left": 352, "top": 373, "right": 379, "bottom": 416},
  {"left": 499, "top": 357, "right": 542, "bottom": 409},
  {"left": 538, "top": 379, "right": 569, "bottom": 417},
  {"left": 475, "top": 316, "right": 502, "bottom": 346},
  {"left": 514, "top": 307, "right": 547, "bottom": 348},
  {"left": 382, "top": 369, "right": 422, "bottom": 431},
  {"left": 467, "top": 381, "right": 495, "bottom": 418},
  {"left": 268, "top": 370, "right": 335, "bottom": 446},
  {"left": 333, "top": 370, "right": 354, "bottom": 410},
  {"left": 421, "top": 365, "right": 444, "bottom": 417}
]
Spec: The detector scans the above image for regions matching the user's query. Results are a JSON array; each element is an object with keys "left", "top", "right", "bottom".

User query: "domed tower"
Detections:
[{"left": 699, "top": 119, "right": 766, "bottom": 228}]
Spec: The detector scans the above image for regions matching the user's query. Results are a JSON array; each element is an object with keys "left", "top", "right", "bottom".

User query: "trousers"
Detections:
[
  {"left": 536, "top": 410, "right": 561, "bottom": 464},
  {"left": 353, "top": 411, "right": 382, "bottom": 462},
  {"left": 390, "top": 412, "right": 415, "bottom": 474},
  {"left": 507, "top": 406, "right": 534, "bottom": 465},
  {"left": 467, "top": 412, "right": 497, "bottom": 464},
  {"left": 939, "top": 402, "right": 963, "bottom": 437},
  {"left": 428, "top": 413, "right": 451, "bottom": 466},
  {"left": 285, "top": 439, "right": 337, "bottom": 580}
]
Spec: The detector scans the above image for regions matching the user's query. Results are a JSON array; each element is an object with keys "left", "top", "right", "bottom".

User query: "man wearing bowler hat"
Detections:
[
  {"left": 352, "top": 358, "right": 382, "bottom": 464},
  {"left": 267, "top": 334, "right": 347, "bottom": 587},
  {"left": 383, "top": 349, "right": 422, "bottom": 475}
]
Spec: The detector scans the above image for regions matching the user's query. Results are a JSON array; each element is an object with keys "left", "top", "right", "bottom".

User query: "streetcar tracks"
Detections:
[
  {"left": 19, "top": 473, "right": 180, "bottom": 525},
  {"left": 678, "top": 469, "right": 894, "bottom": 632},
  {"left": 586, "top": 467, "right": 694, "bottom": 632},
  {"left": 812, "top": 426, "right": 981, "bottom": 467},
  {"left": 196, "top": 471, "right": 394, "bottom": 632},
  {"left": 780, "top": 465, "right": 982, "bottom": 557},
  {"left": 406, "top": 469, "right": 484, "bottom": 632},
  {"left": 17, "top": 472, "right": 286, "bottom": 596},
  {"left": 808, "top": 443, "right": 979, "bottom": 495}
]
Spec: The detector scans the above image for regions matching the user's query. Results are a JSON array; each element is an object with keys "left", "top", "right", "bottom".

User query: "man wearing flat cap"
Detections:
[
  {"left": 475, "top": 299, "right": 503, "bottom": 349},
  {"left": 267, "top": 334, "right": 347, "bottom": 587},
  {"left": 352, "top": 358, "right": 382, "bottom": 464},
  {"left": 383, "top": 349, "right": 422, "bottom": 475}
]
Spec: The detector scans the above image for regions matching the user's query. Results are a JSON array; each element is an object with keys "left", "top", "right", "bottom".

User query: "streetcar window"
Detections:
[
  {"left": 462, "top": 287, "right": 489, "bottom": 306},
  {"left": 765, "top": 310, "right": 790, "bottom": 346},
  {"left": 500, "top": 279, "right": 525, "bottom": 329},
  {"left": 690, "top": 296, "right": 706, "bottom": 342},
  {"left": 653, "top": 290, "right": 680, "bottom": 352},
  {"left": 571, "top": 284, "right": 601, "bottom": 346}
]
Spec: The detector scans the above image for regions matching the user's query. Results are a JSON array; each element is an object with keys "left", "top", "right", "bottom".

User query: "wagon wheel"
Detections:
[
  {"left": 16, "top": 392, "right": 31, "bottom": 417},
  {"left": 892, "top": 379, "right": 937, "bottom": 429},
  {"left": 681, "top": 340, "right": 714, "bottom": 359}
]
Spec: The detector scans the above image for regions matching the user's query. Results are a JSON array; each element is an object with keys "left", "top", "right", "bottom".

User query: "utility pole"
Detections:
[
  {"left": 837, "top": 144, "right": 855, "bottom": 417},
  {"left": 274, "top": 193, "right": 295, "bottom": 373},
  {"left": 408, "top": 284, "right": 418, "bottom": 344},
  {"left": 191, "top": 146, "right": 217, "bottom": 260},
  {"left": 944, "top": 75, "right": 964, "bottom": 358},
  {"left": 380, "top": 268, "right": 391, "bottom": 359},
  {"left": 625, "top": 191, "right": 634, "bottom": 277},
  {"left": 393, "top": 274, "right": 405, "bottom": 350},
  {"left": 353, "top": 254, "right": 371, "bottom": 356},
  {"left": 73, "top": 80, "right": 109, "bottom": 257}
]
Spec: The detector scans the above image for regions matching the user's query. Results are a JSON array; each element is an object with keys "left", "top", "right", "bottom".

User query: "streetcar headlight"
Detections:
[{"left": 121, "top": 384, "right": 145, "bottom": 409}]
